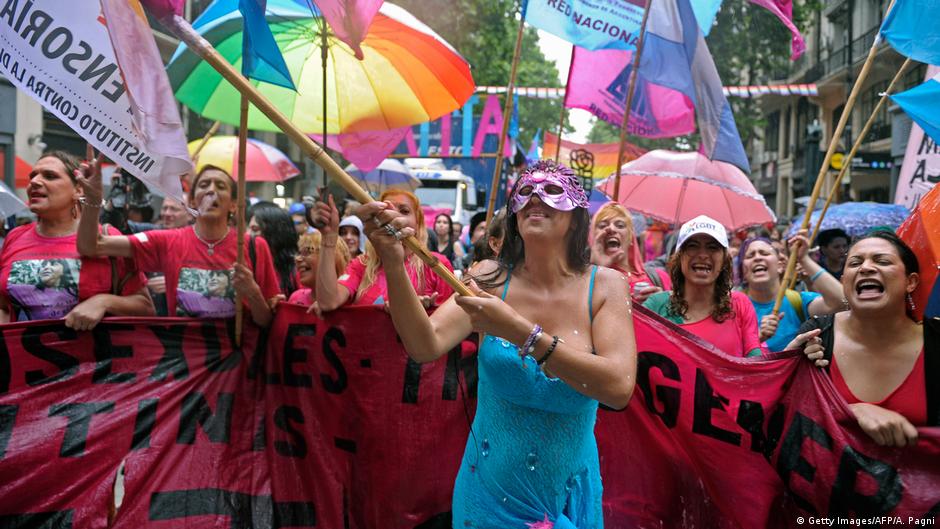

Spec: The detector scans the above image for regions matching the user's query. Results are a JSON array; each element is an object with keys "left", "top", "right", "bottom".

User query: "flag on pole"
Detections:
[
  {"left": 313, "top": 0, "right": 384, "bottom": 60},
  {"left": 525, "top": 0, "right": 647, "bottom": 50},
  {"left": 526, "top": 129, "right": 542, "bottom": 164},
  {"left": 509, "top": 95, "right": 520, "bottom": 140},
  {"left": 747, "top": 0, "right": 806, "bottom": 60},
  {"left": 640, "top": 0, "right": 751, "bottom": 173},
  {"left": 880, "top": 0, "right": 940, "bottom": 65},
  {"left": 892, "top": 70, "right": 940, "bottom": 146},
  {"left": 239, "top": 0, "right": 296, "bottom": 89},
  {"left": 137, "top": 0, "right": 184, "bottom": 19}
]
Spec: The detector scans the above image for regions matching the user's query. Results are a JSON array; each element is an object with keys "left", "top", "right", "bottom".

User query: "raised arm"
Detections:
[
  {"left": 790, "top": 231, "right": 845, "bottom": 315},
  {"left": 74, "top": 156, "right": 134, "bottom": 258},
  {"left": 313, "top": 195, "right": 351, "bottom": 312}
]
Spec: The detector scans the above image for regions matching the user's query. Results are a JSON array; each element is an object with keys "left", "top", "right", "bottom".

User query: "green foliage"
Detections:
[
  {"left": 394, "top": 0, "right": 568, "bottom": 147},
  {"left": 586, "top": 118, "right": 694, "bottom": 151}
]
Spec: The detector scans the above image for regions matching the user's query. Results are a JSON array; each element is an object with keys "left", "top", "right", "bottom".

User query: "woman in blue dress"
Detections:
[{"left": 357, "top": 160, "right": 636, "bottom": 528}]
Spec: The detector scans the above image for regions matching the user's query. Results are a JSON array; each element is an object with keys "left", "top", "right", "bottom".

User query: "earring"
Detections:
[
  {"left": 907, "top": 293, "right": 916, "bottom": 313},
  {"left": 71, "top": 201, "right": 79, "bottom": 219}
]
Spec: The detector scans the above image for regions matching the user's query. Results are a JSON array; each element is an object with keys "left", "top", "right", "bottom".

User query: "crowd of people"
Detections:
[{"left": 0, "top": 153, "right": 933, "bottom": 525}]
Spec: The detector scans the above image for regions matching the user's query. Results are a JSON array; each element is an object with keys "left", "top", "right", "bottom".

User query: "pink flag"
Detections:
[
  {"left": 136, "top": 0, "right": 184, "bottom": 20},
  {"left": 748, "top": 0, "right": 806, "bottom": 60},
  {"left": 316, "top": 0, "right": 384, "bottom": 60},
  {"left": 565, "top": 46, "right": 696, "bottom": 139},
  {"left": 309, "top": 127, "right": 409, "bottom": 173}
]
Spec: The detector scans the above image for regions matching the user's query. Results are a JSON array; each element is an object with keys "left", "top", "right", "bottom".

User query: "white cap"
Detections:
[{"left": 676, "top": 215, "right": 729, "bottom": 249}]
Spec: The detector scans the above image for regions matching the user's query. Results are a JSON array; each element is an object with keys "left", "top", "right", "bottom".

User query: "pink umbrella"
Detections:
[{"left": 596, "top": 150, "right": 775, "bottom": 230}]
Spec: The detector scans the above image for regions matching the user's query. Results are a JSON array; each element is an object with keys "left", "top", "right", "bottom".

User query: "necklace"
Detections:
[{"left": 193, "top": 226, "right": 229, "bottom": 255}]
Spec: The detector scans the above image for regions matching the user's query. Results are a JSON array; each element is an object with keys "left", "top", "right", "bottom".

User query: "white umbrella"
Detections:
[
  {"left": 346, "top": 159, "right": 421, "bottom": 195},
  {"left": 0, "top": 181, "right": 27, "bottom": 219}
]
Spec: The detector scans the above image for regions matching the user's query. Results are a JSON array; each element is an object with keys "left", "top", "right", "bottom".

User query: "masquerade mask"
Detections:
[{"left": 511, "top": 161, "right": 588, "bottom": 213}]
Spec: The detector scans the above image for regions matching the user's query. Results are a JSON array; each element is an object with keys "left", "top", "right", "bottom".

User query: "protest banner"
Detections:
[
  {"left": 525, "top": 0, "right": 646, "bottom": 51},
  {"left": 894, "top": 67, "right": 940, "bottom": 210},
  {"left": 0, "top": 306, "right": 937, "bottom": 528},
  {"left": 0, "top": 1, "right": 189, "bottom": 199}
]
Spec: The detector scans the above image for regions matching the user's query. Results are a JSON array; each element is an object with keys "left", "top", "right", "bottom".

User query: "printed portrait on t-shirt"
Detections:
[
  {"left": 176, "top": 267, "right": 236, "bottom": 318},
  {"left": 6, "top": 258, "right": 81, "bottom": 320}
]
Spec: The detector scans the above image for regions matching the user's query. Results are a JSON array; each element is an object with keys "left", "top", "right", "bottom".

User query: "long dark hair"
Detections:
[
  {"left": 434, "top": 213, "right": 456, "bottom": 258},
  {"left": 251, "top": 206, "right": 298, "bottom": 295},
  {"left": 667, "top": 247, "right": 735, "bottom": 322}
]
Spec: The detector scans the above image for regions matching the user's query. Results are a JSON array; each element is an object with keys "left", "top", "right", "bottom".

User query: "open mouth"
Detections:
[
  {"left": 604, "top": 235, "right": 622, "bottom": 254},
  {"left": 525, "top": 207, "right": 551, "bottom": 220},
  {"left": 854, "top": 278, "right": 885, "bottom": 299},
  {"left": 690, "top": 263, "right": 713, "bottom": 275},
  {"left": 750, "top": 263, "right": 768, "bottom": 275}
]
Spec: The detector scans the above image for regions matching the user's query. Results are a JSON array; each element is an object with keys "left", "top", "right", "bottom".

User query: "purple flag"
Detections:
[{"left": 315, "top": 0, "right": 384, "bottom": 60}]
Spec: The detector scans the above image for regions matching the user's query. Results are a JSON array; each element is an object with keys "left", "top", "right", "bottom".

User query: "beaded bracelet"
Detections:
[
  {"left": 519, "top": 324, "right": 543, "bottom": 358},
  {"left": 537, "top": 336, "right": 560, "bottom": 366}
]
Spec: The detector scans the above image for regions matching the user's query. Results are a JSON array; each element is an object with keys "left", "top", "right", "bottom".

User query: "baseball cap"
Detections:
[{"left": 676, "top": 215, "right": 729, "bottom": 249}]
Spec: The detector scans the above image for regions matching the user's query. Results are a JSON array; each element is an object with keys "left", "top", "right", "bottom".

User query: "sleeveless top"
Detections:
[
  {"left": 452, "top": 266, "right": 603, "bottom": 529},
  {"left": 831, "top": 348, "right": 928, "bottom": 426}
]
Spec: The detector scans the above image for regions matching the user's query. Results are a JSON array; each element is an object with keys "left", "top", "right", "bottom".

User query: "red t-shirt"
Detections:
[
  {"left": 288, "top": 287, "right": 313, "bottom": 305},
  {"left": 337, "top": 253, "right": 454, "bottom": 307},
  {"left": 0, "top": 224, "right": 146, "bottom": 321},
  {"left": 831, "top": 349, "right": 928, "bottom": 426},
  {"left": 129, "top": 227, "right": 279, "bottom": 318}
]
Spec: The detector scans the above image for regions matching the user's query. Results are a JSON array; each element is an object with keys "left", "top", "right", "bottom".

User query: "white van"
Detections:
[{"left": 405, "top": 159, "right": 482, "bottom": 226}]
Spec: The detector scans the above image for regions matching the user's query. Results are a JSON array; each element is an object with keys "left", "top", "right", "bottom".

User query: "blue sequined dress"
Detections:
[{"left": 452, "top": 267, "right": 602, "bottom": 529}]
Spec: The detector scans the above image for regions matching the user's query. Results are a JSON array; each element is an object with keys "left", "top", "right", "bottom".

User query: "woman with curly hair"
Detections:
[{"left": 643, "top": 215, "right": 764, "bottom": 357}]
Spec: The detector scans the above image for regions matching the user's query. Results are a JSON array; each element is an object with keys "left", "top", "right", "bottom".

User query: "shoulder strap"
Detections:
[
  {"left": 500, "top": 271, "right": 511, "bottom": 301},
  {"left": 785, "top": 289, "right": 805, "bottom": 323},
  {"left": 643, "top": 263, "right": 663, "bottom": 288},
  {"left": 588, "top": 265, "right": 598, "bottom": 322}
]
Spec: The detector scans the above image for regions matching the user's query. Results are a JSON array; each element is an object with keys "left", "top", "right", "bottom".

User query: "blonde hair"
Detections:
[
  {"left": 300, "top": 231, "right": 350, "bottom": 277},
  {"left": 356, "top": 190, "right": 428, "bottom": 302},
  {"left": 591, "top": 202, "right": 634, "bottom": 239}
]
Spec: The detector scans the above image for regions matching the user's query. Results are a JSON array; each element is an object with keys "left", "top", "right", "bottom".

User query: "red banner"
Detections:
[{"left": 0, "top": 306, "right": 937, "bottom": 528}]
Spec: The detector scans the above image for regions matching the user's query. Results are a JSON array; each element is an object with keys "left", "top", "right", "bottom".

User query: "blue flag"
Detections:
[
  {"left": 239, "top": 0, "right": 296, "bottom": 90},
  {"left": 509, "top": 95, "right": 520, "bottom": 139},
  {"left": 880, "top": 0, "right": 940, "bottom": 65},
  {"left": 892, "top": 70, "right": 940, "bottom": 145},
  {"left": 526, "top": 129, "right": 542, "bottom": 164}
]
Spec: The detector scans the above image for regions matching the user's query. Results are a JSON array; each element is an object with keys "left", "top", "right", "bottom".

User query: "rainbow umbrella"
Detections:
[
  {"left": 189, "top": 136, "right": 301, "bottom": 182},
  {"left": 167, "top": 0, "right": 475, "bottom": 134}
]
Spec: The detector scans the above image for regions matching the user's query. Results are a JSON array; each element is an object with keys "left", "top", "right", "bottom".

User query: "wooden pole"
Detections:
[
  {"left": 162, "top": 15, "right": 472, "bottom": 297},
  {"left": 191, "top": 120, "right": 220, "bottom": 160},
  {"left": 612, "top": 0, "right": 653, "bottom": 202},
  {"left": 809, "top": 58, "right": 913, "bottom": 244},
  {"left": 235, "top": 96, "right": 248, "bottom": 345},
  {"left": 554, "top": 47, "right": 575, "bottom": 163},
  {"left": 771, "top": 23, "right": 888, "bottom": 314},
  {"left": 485, "top": 12, "right": 526, "bottom": 227}
]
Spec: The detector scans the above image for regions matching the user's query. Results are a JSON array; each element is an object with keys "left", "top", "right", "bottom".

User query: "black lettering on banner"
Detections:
[
  {"left": 282, "top": 324, "right": 314, "bottom": 388},
  {"left": 0, "top": 327, "right": 10, "bottom": 394},
  {"left": 0, "top": 404, "right": 18, "bottom": 458},
  {"left": 442, "top": 345, "right": 478, "bottom": 401},
  {"left": 22, "top": 325, "right": 78, "bottom": 386},
  {"left": 149, "top": 489, "right": 315, "bottom": 528},
  {"left": 252, "top": 415, "right": 266, "bottom": 451},
  {"left": 273, "top": 405, "right": 307, "bottom": 458},
  {"left": 320, "top": 327, "right": 347, "bottom": 394},
  {"left": 77, "top": 55, "right": 118, "bottom": 92},
  {"left": 736, "top": 400, "right": 786, "bottom": 457},
  {"left": 0, "top": 510, "right": 74, "bottom": 529},
  {"left": 131, "top": 398, "right": 159, "bottom": 451},
  {"left": 61, "top": 41, "right": 92, "bottom": 74},
  {"left": 402, "top": 357, "right": 423, "bottom": 404},
  {"left": 48, "top": 401, "right": 115, "bottom": 457},
  {"left": 19, "top": 8, "right": 52, "bottom": 46},
  {"left": 201, "top": 321, "right": 243, "bottom": 373},
  {"left": 40, "top": 26, "right": 71, "bottom": 59},
  {"left": 92, "top": 323, "right": 135, "bottom": 384},
  {"left": 828, "top": 445, "right": 902, "bottom": 516},
  {"left": 692, "top": 369, "right": 742, "bottom": 446},
  {"left": 176, "top": 392, "right": 234, "bottom": 445},
  {"left": 776, "top": 412, "right": 833, "bottom": 514},
  {"left": 635, "top": 351, "right": 681, "bottom": 427},
  {"left": 149, "top": 325, "right": 189, "bottom": 381}
]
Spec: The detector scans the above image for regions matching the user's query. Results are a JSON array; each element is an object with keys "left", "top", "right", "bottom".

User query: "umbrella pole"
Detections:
[
  {"left": 485, "top": 11, "right": 526, "bottom": 226},
  {"left": 161, "top": 15, "right": 472, "bottom": 298},
  {"left": 191, "top": 120, "right": 221, "bottom": 161},
  {"left": 808, "top": 58, "right": 913, "bottom": 245},
  {"left": 554, "top": 48, "right": 574, "bottom": 164},
  {"left": 772, "top": 0, "right": 896, "bottom": 314},
  {"left": 235, "top": 96, "right": 248, "bottom": 346},
  {"left": 321, "top": 17, "right": 330, "bottom": 171}
]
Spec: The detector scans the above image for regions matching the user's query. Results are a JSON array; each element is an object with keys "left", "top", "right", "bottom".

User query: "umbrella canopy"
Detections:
[
  {"left": 0, "top": 180, "right": 28, "bottom": 218},
  {"left": 188, "top": 136, "right": 301, "bottom": 182},
  {"left": 595, "top": 150, "right": 775, "bottom": 231},
  {"left": 167, "top": 0, "right": 475, "bottom": 134},
  {"left": 787, "top": 202, "right": 911, "bottom": 239},
  {"left": 898, "top": 185, "right": 940, "bottom": 321},
  {"left": 346, "top": 159, "right": 419, "bottom": 194}
]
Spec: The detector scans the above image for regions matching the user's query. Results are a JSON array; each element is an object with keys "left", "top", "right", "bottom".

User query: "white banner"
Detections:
[
  {"left": 894, "top": 66, "right": 940, "bottom": 209},
  {"left": 0, "top": 0, "right": 189, "bottom": 199}
]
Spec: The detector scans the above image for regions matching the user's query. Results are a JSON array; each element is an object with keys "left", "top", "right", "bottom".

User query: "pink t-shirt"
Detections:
[
  {"left": 288, "top": 287, "right": 313, "bottom": 305},
  {"left": 0, "top": 224, "right": 146, "bottom": 321},
  {"left": 338, "top": 252, "right": 454, "bottom": 307},
  {"left": 644, "top": 290, "right": 764, "bottom": 357},
  {"left": 129, "top": 227, "right": 280, "bottom": 318}
]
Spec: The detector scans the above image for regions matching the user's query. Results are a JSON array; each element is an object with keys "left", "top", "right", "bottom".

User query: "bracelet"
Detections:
[
  {"left": 537, "top": 335, "right": 560, "bottom": 366},
  {"left": 809, "top": 269, "right": 825, "bottom": 282},
  {"left": 519, "top": 324, "right": 543, "bottom": 357},
  {"left": 79, "top": 196, "right": 106, "bottom": 209}
]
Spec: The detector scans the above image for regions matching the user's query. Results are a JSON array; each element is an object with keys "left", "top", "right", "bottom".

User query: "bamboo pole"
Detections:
[
  {"left": 771, "top": 23, "right": 888, "bottom": 314},
  {"left": 808, "top": 58, "right": 913, "bottom": 245},
  {"left": 235, "top": 96, "right": 248, "bottom": 345},
  {"left": 485, "top": 12, "right": 526, "bottom": 226},
  {"left": 612, "top": 0, "right": 653, "bottom": 201},
  {"left": 191, "top": 120, "right": 220, "bottom": 160},
  {"left": 554, "top": 48, "right": 575, "bottom": 163},
  {"left": 162, "top": 15, "right": 472, "bottom": 297}
]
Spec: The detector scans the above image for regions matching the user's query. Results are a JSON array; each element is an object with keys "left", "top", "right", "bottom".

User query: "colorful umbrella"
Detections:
[
  {"left": 188, "top": 136, "right": 301, "bottom": 182},
  {"left": 346, "top": 159, "right": 420, "bottom": 194},
  {"left": 898, "top": 184, "right": 940, "bottom": 321},
  {"left": 167, "top": 0, "right": 475, "bottom": 134},
  {"left": 595, "top": 150, "right": 775, "bottom": 231},
  {"left": 786, "top": 202, "right": 911, "bottom": 239}
]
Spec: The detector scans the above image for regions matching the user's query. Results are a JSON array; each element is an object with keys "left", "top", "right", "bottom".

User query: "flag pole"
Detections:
[
  {"left": 161, "top": 16, "right": 471, "bottom": 298},
  {"left": 772, "top": 4, "right": 897, "bottom": 314},
  {"left": 235, "top": 96, "right": 249, "bottom": 345},
  {"left": 612, "top": 0, "right": 653, "bottom": 202},
  {"left": 321, "top": 16, "right": 330, "bottom": 173},
  {"left": 554, "top": 47, "right": 575, "bottom": 163},
  {"left": 485, "top": 10, "right": 526, "bottom": 227},
  {"left": 191, "top": 120, "right": 220, "bottom": 160}
]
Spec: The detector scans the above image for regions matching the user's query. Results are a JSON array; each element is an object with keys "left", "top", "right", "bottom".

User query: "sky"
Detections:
[{"left": 535, "top": 29, "right": 595, "bottom": 143}]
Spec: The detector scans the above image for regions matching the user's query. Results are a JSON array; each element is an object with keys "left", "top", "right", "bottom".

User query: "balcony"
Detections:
[
  {"left": 825, "top": 47, "right": 849, "bottom": 75},
  {"left": 851, "top": 27, "right": 880, "bottom": 61},
  {"left": 864, "top": 121, "right": 892, "bottom": 143}
]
